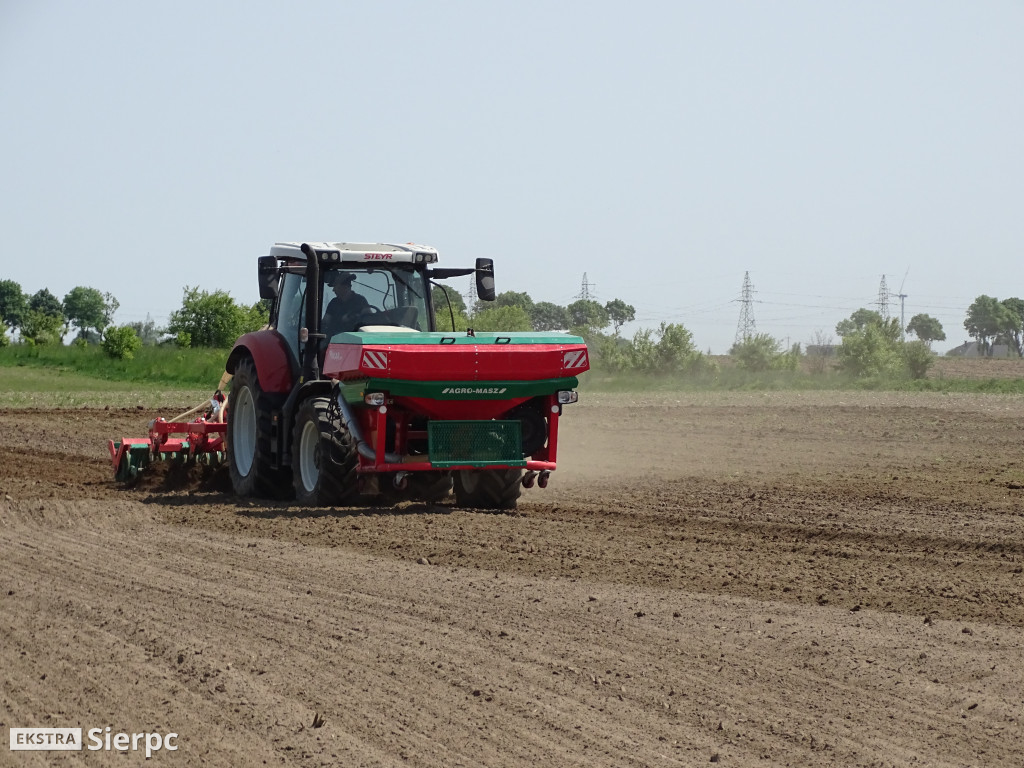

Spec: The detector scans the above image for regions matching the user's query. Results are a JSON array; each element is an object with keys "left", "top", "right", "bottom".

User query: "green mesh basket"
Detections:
[{"left": 428, "top": 420, "right": 524, "bottom": 468}]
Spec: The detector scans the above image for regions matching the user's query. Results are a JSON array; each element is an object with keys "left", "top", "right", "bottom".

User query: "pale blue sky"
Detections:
[{"left": 2, "top": 1, "right": 1021, "bottom": 353}]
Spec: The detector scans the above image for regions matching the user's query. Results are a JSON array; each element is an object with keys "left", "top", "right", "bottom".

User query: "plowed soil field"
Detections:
[{"left": 2, "top": 391, "right": 1023, "bottom": 767}]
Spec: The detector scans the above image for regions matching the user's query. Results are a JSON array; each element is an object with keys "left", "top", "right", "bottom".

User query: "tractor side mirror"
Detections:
[
  {"left": 475, "top": 258, "right": 495, "bottom": 302},
  {"left": 258, "top": 256, "right": 279, "bottom": 300}
]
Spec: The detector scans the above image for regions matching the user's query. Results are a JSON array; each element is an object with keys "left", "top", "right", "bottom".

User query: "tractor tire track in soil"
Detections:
[{"left": 1, "top": 392, "right": 1023, "bottom": 766}]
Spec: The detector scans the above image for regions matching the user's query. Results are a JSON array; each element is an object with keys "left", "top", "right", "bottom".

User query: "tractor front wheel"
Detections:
[
  {"left": 292, "top": 397, "right": 359, "bottom": 506},
  {"left": 227, "top": 357, "right": 290, "bottom": 498},
  {"left": 453, "top": 468, "right": 522, "bottom": 511}
]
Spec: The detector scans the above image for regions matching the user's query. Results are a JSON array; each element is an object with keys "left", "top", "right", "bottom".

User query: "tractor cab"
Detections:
[{"left": 257, "top": 242, "right": 490, "bottom": 371}]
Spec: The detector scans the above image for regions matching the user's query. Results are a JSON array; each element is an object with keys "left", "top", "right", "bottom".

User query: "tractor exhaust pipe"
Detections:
[{"left": 300, "top": 243, "right": 324, "bottom": 382}]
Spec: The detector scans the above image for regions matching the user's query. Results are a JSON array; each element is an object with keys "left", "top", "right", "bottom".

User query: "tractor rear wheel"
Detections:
[
  {"left": 453, "top": 468, "right": 522, "bottom": 510},
  {"left": 227, "top": 357, "right": 291, "bottom": 498},
  {"left": 292, "top": 397, "right": 359, "bottom": 506}
]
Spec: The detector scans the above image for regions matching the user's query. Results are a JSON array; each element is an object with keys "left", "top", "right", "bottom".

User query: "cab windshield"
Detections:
[{"left": 322, "top": 265, "right": 429, "bottom": 336}]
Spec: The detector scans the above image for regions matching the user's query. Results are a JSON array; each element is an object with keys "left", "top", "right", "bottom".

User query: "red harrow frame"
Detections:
[{"left": 108, "top": 418, "right": 227, "bottom": 482}]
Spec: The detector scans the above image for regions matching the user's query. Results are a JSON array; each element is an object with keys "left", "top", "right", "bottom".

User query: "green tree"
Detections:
[
  {"left": 0, "top": 318, "right": 9, "bottom": 347},
  {"left": 586, "top": 331, "right": 630, "bottom": 371},
  {"left": 468, "top": 305, "right": 533, "bottom": 332},
  {"left": 28, "top": 288, "right": 67, "bottom": 341},
  {"left": 604, "top": 299, "right": 635, "bottom": 334},
  {"left": 102, "top": 325, "right": 143, "bottom": 360},
  {"left": 18, "top": 309, "right": 64, "bottom": 345},
  {"left": 435, "top": 309, "right": 470, "bottom": 332},
  {"left": 29, "top": 288, "right": 63, "bottom": 318},
  {"left": 0, "top": 279, "right": 27, "bottom": 329},
  {"left": 964, "top": 295, "right": 1014, "bottom": 357},
  {"left": 432, "top": 285, "right": 467, "bottom": 313},
  {"left": 836, "top": 308, "right": 883, "bottom": 337},
  {"left": 624, "top": 322, "right": 707, "bottom": 374},
  {"left": 244, "top": 300, "right": 270, "bottom": 330},
  {"left": 432, "top": 285, "right": 467, "bottom": 329},
  {"left": 905, "top": 313, "right": 946, "bottom": 347},
  {"left": 493, "top": 291, "right": 534, "bottom": 312},
  {"left": 655, "top": 322, "right": 704, "bottom": 372},
  {"left": 780, "top": 342, "right": 802, "bottom": 372},
  {"left": 627, "top": 327, "right": 658, "bottom": 372},
  {"left": 166, "top": 287, "right": 264, "bottom": 348},
  {"left": 63, "top": 286, "right": 119, "bottom": 339},
  {"left": 529, "top": 301, "right": 570, "bottom": 331},
  {"left": 128, "top": 314, "right": 163, "bottom": 345},
  {"left": 1000, "top": 298, "right": 1024, "bottom": 356},
  {"left": 567, "top": 299, "right": 609, "bottom": 330}
]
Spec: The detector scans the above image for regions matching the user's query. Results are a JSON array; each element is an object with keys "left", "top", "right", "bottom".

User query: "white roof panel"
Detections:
[{"left": 269, "top": 241, "right": 438, "bottom": 263}]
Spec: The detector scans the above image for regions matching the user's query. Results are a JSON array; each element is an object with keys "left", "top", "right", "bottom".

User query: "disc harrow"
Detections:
[{"left": 108, "top": 397, "right": 227, "bottom": 482}]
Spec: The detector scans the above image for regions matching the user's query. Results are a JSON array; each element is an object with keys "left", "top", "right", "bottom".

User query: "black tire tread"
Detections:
[
  {"left": 293, "top": 397, "right": 359, "bottom": 506},
  {"left": 227, "top": 357, "right": 291, "bottom": 499},
  {"left": 408, "top": 472, "right": 454, "bottom": 503},
  {"left": 453, "top": 468, "right": 522, "bottom": 510}
]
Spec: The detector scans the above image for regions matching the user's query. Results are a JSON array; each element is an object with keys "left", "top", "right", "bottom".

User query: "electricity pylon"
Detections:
[
  {"left": 877, "top": 275, "right": 890, "bottom": 321},
  {"left": 734, "top": 271, "right": 756, "bottom": 345},
  {"left": 575, "top": 273, "right": 596, "bottom": 301}
]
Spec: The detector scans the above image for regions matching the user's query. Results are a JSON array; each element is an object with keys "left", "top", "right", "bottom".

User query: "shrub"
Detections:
[
  {"left": 619, "top": 322, "right": 710, "bottom": 375},
  {"left": 902, "top": 340, "right": 935, "bottom": 380},
  {"left": 102, "top": 325, "right": 142, "bottom": 360},
  {"left": 731, "top": 333, "right": 787, "bottom": 372},
  {"left": 836, "top": 320, "right": 902, "bottom": 379}
]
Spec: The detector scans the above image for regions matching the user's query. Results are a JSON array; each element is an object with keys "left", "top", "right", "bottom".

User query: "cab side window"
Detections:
[{"left": 275, "top": 272, "right": 305, "bottom": 363}]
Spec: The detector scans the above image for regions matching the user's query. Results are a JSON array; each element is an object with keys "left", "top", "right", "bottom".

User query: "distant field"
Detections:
[
  {"left": 928, "top": 355, "right": 1024, "bottom": 380},
  {"left": 0, "top": 366, "right": 210, "bottom": 408},
  {"left": 705, "top": 353, "right": 1024, "bottom": 386},
  {"left": 0, "top": 344, "right": 228, "bottom": 387}
]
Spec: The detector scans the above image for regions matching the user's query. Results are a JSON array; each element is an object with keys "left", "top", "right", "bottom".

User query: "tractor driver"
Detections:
[{"left": 323, "top": 271, "right": 372, "bottom": 335}]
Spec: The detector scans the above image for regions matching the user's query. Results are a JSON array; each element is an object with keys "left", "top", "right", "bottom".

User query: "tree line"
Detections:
[
  {"left": 0, "top": 280, "right": 119, "bottom": 346},
  {"left": 0, "top": 279, "right": 266, "bottom": 359},
  {"left": 3, "top": 272, "right": 1022, "bottom": 377}
]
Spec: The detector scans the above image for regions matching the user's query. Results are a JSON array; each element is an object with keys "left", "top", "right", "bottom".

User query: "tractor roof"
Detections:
[{"left": 269, "top": 242, "right": 439, "bottom": 265}]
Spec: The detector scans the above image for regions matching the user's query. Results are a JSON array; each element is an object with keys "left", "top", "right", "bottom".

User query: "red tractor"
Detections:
[{"left": 223, "top": 242, "right": 588, "bottom": 510}]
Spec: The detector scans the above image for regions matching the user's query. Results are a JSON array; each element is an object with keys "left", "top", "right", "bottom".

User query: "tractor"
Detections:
[{"left": 222, "top": 241, "right": 589, "bottom": 510}]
